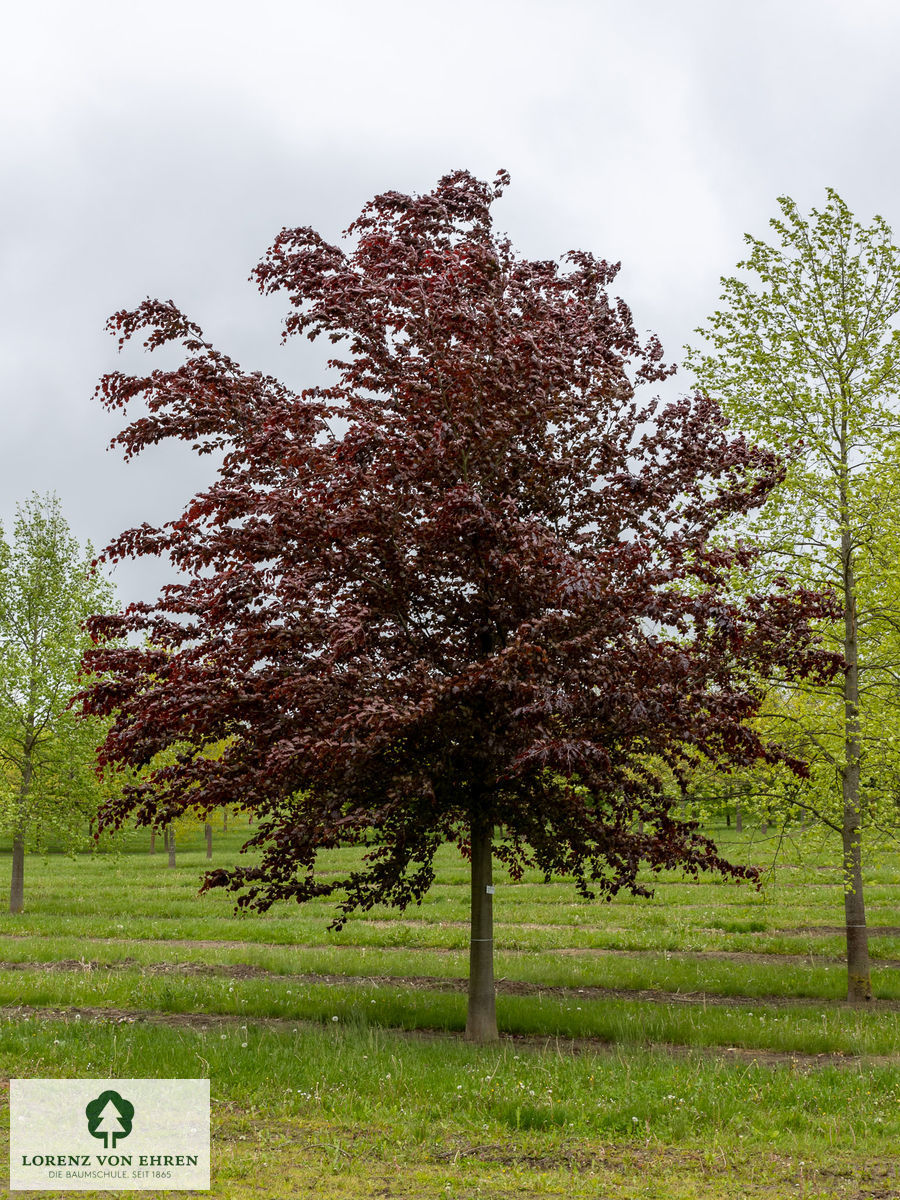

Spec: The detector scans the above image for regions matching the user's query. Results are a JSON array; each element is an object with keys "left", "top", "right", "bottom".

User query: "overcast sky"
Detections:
[{"left": 3, "top": 0, "right": 899, "bottom": 604}]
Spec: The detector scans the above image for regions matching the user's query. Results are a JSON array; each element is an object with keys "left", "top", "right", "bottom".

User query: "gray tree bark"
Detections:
[
  {"left": 205, "top": 822, "right": 212, "bottom": 860},
  {"left": 10, "top": 830, "right": 25, "bottom": 914},
  {"left": 842, "top": 522, "right": 871, "bottom": 1002},
  {"left": 465, "top": 818, "right": 498, "bottom": 1042},
  {"left": 167, "top": 825, "right": 176, "bottom": 869},
  {"left": 9, "top": 758, "right": 32, "bottom": 914}
]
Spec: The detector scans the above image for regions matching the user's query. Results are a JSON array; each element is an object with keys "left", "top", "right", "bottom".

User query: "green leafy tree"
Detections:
[
  {"left": 0, "top": 493, "right": 115, "bottom": 912},
  {"left": 687, "top": 189, "right": 900, "bottom": 1000}
]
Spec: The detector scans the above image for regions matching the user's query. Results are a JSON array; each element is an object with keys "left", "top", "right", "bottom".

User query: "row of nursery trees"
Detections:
[
  {"left": 0, "top": 484, "right": 809, "bottom": 890},
  {"left": 5, "top": 175, "right": 900, "bottom": 1037}
]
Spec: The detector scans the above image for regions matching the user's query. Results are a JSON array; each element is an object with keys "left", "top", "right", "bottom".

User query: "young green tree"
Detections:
[
  {"left": 0, "top": 493, "right": 115, "bottom": 912},
  {"left": 687, "top": 189, "right": 900, "bottom": 1001}
]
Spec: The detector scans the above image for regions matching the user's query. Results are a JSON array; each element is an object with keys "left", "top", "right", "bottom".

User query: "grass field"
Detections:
[{"left": 1, "top": 820, "right": 899, "bottom": 1199}]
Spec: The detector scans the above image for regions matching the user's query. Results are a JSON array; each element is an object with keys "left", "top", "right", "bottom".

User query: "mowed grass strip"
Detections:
[
  {"left": 13, "top": 910, "right": 900, "bottom": 960},
  {"left": 3, "top": 828, "right": 899, "bottom": 961},
  {"left": 5, "top": 1013, "right": 900, "bottom": 1148},
  {"left": 1, "top": 1015, "right": 899, "bottom": 1198},
  {"left": 3, "top": 966, "right": 900, "bottom": 1056},
  {"left": 1, "top": 934, "right": 899, "bottom": 1002},
  {"left": 3, "top": 829, "right": 900, "bottom": 1197},
  {"left": 2, "top": 827, "right": 900, "bottom": 1021}
]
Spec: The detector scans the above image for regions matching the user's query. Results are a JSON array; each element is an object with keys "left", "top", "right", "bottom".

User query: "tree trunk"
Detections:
[
  {"left": 842, "top": 813, "right": 870, "bottom": 1001},
  {"left": 167, "top": 826, "right": 176, "bottom": 869},
  {"left": 735, "top": 804, "right": 742, "bottom": 833},
  {"left": 725, "top": 807, "right": 731, "bottom": 828},
  {"left": 205, "top": 823, "right": 212, "bottom": 860},
  {"left": 465, "top": 819, "right": 498, "bottom": 1042},
  {"left": 150, "top": 830, "right": 156, "bottom": 854},
  {"left": 10, "top": 831, "right": 25, "bottom": 914},
  {"left": 842, "top": 534, "right": 871, "bottom": 1002},
  {"left": 10, "top": 759, "right": 32, "bottom": 914},
  {"left": 223, "top": 809, "right": 228, "bottom": 834}
]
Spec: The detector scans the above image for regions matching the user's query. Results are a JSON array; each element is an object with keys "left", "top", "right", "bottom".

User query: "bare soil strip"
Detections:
[{"left": 0, "top": 1002, "right": 891, "bottom": 1070}]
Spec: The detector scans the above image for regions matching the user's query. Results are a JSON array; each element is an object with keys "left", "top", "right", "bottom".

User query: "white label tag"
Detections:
[
  {"left": 10, "top": 1079, "right": 210, "bottom": 1191},
  {"left": 485, "top": 885, "right": 495, "bottom": 894}
]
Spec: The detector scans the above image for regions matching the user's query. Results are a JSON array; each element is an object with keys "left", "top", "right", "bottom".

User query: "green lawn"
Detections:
[{"left": 1, "top": 821, "right": 898, "bottom": 1198}]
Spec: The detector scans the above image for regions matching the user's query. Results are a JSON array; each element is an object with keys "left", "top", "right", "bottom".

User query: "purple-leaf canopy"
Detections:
[{"left": 79, "top": 169, "right": 840, "bottom": 922}]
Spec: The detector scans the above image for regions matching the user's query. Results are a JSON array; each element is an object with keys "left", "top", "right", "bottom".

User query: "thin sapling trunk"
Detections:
[
  {"left": 10, "top": 830, "right": 25, "bottom": 914},
  {"left": 9, "top": 759, "right": 32, "bottom": 914},
  {"left": 842, "top": 540, "right": 871, "bottom": 1001}
]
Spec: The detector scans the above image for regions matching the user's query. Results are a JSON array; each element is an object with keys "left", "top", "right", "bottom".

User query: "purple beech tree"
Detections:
[{"left": 79, "top": 171, "right": 839, "bottom": 1041}]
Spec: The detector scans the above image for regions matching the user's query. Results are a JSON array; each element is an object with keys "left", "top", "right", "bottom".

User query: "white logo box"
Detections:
[{"left": 10, "top": 1079, "right": 210, "bottom": 1191}]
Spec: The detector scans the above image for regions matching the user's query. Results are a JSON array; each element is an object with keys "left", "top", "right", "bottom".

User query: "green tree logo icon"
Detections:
[{"left": 85, "top": 1090, "right": 134, "bottom": 1149}]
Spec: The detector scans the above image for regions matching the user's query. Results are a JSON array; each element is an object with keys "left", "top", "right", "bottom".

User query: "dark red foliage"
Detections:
[{"left": 80, "top": 170, "right": 840, "bottom": 919}]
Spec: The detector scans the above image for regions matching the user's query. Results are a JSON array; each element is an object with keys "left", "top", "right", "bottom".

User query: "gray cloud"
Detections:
[{"left": 3, "top": 0, "right": 900, "bottom": 604}]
